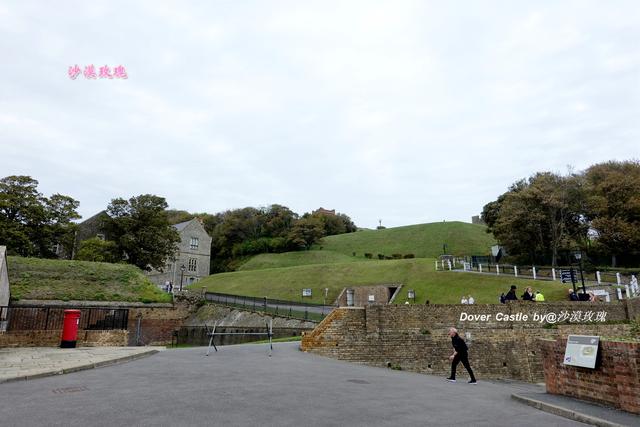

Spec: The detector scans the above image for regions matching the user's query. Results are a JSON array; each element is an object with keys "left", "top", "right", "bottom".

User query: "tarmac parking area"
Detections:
[{"left": 0, "top": 342, "right": 583, "bottom": 426}]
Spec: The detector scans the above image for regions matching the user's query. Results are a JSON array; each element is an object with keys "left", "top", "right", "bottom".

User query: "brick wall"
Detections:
[
  {"left": 0, "top": 330, "right": 128, "bottom": 347},
  {"left": 126, "top": 302, "right": 194, "bottom": 345},
  {"left": 541, "top": 338, "right": 640, "bottom": 414},
  {"left": 11, "top": 299, "right": 197, "bottom": 347},
  {"left": 302, "top": 302, "right": 635, "bottom": 382}
]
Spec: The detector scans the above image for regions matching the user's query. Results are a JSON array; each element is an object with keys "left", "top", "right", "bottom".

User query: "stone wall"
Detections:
[
  {"left": 0, "top": 329, "right": 128, "bottom": 347},
  {"left": 176, "top": 326, "right": 313, "bottom": 346},
  {"left": 335, "top": 285, "right": 400, "bottom": 307},
  {"left": 301, "top": 302, "right": 636, "bottom": 382},
  {"left": 627, "top": 296, "right": 640, "bottom": 320},
  {"left": 541, "top": 337, "right": 640, "bottom": 414},
  {"left": 0, "top": 246, "right": 9, "bottom": 331}
]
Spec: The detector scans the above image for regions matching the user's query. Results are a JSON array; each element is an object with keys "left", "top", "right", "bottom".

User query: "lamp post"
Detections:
[
  {"left": 179, "top": 264, "right": 186, "bottom": 292},
  {"left": 573, "top": 251, "right": 587, "bottom": 295}
]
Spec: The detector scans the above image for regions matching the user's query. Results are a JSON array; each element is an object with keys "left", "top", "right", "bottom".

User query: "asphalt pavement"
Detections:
[{"left": 0, "top": 342, "right": 590, "bottom": 427}]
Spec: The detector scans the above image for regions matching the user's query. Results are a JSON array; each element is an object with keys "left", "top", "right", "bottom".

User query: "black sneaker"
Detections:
[
  {"left": 468, "top": 379, "right": 477, "bottom": 384},
  {"left": 446, "top": 377, "right": 456, "bottom": 382}
]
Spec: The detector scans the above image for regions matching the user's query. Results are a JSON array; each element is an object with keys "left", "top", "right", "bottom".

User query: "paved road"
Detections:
[{"left": 0, "top": 342, "right": 581, "bottom": 427}]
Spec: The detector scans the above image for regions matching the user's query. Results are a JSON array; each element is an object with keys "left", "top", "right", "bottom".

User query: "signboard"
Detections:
[
  {"left": 563, "top": 335, "right": 599, "bottom": 369},
  {"left": 560, "top": 269, "right": 575, "bottom": 284},
  {"left": 302, "top": 288, "right": 312, "bottom": 297},
  {"left": 368, "top": 294, "right": 375, "bottom": 302}
]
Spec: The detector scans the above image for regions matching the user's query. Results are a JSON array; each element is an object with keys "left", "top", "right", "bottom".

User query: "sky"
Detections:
[{"left": 1, "top": 1, "right": 639, "bottom": 229}]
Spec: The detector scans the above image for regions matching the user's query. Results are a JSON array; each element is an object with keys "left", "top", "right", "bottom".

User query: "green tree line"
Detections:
[
  {"left": 482, "top": 160, "right": 640, "bottom": 267},
  {"left": 0, "top": 175, "right": 357, "bottom": 274},
  {"left": 166, "top": 205, "right": 357, "bottom": 273}
]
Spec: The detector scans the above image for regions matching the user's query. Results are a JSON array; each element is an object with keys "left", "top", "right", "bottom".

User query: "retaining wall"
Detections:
[
  {"left": 301, "top": 301, "right": 637, "bottom": 382},
  {"left": 541, "top": 337, "right": 640, "bottom": 414}
]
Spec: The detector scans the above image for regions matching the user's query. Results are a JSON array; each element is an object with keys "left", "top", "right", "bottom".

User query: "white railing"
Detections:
[{"left": 436, "top": 258, "right": 639, "bottom": 299}]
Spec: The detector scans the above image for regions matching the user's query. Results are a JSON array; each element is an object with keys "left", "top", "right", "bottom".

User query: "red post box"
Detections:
[{"left": 60, "top": 309, "right": 81, "bottom": 348}]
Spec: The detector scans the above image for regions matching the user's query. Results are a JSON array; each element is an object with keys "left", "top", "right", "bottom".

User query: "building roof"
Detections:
[{"left": 173, "top": 220, "right": 193, "bottom": 231}]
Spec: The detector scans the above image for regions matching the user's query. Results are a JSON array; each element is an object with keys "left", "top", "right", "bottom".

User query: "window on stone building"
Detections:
[
  {"left": 190, "top": 237, "right": 199, "bottom": 250},
  {"left": 188, "top": 258, "right": 197, "bottom": 272}
]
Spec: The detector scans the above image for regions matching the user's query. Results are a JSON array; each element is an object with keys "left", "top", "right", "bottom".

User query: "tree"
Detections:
[
  {"left": 584, "top": 160, "right": 640, "bottom": 266},
  {"left": 75, "top": 237, "right": 120, "bottom": 263},
  {"left": 287, "top": 217, "right": 325, "bottom": 250},
  {"left": 103, "top": 194, "right": 180, "bottom": 271},
  {"left": 483, "top": 173, "right": 585, "bottom": 266},
  {"left": 0, "top": 176, "right": 79, "bottom": 257}
]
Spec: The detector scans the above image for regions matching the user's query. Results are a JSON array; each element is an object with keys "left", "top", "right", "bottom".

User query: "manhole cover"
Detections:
[
  {"left": 346, "top": 379, "right": 370, "bottom": 384},
  {"left": 52, "top": 386, "right": 89, "bottom": 395}
]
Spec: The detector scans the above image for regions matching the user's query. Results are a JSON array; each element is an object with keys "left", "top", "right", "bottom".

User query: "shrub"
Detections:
[
  {"left": 378, "top": 254, "right": 385, "bottom": 260},
  {"left": 352, "top": 252, "right": 356, "bottom": 257},
  {"left": 404, "top": 254, "right": 415, "bottom": 259},
  {"left": 364, "top": 253, "right": 373, "bottom": 259},
  {"left": 392, "top": 254, "right": 402, "bottom": 259},
  {"left": 385, "top": 256, "right": 392, "bottom": 260}
]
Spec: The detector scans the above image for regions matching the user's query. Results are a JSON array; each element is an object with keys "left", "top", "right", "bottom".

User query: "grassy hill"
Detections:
[
  {"left": 238, "top": 250, "right": 363, "bottom": 271},
  {"left": 195, "top": 258, "right": 566, "bottom": 304},
  {"left": 317, "top": 221, "right": 495, "bottom": 259},
  {"left": 7, "top": 256, "right": 172, "bottom": 303}
]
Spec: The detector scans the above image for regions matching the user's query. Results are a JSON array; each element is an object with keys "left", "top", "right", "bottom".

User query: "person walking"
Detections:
[{"left": 446, "top": 327, "right": 477, "bottom": 384}]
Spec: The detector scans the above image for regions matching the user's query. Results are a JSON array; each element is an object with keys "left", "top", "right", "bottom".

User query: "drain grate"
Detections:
[
  {"left": 346, "top": 379, "right": 370, "bottom": 384},
  {"left": 52, "top": 386, "right": 89, "bottom": 395}
]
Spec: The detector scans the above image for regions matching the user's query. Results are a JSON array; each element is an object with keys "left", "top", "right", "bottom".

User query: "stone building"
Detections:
[
  {"left": 74, "top": 213, "right": 212, "bottom": 290},
  {"left": 313, "top": 207, "right": 335, "bottom": 216},
  {"left": 146, "top": 219, "right": 212, "bottom": 289},
  {"left": 471, "top": 215, "right": 485, "bottom": 225}
]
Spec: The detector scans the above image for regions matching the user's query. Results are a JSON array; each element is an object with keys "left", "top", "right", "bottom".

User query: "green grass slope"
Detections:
[
  {"left": 7, "top": 256, "right": 172, "bottom": 303},
  {"left": 195, "top": 258, "right": 566, "bottom": 304},
  {"left": 318, "top": 221, "right": 495, "bottom": 258},
  {"left": 238, "top": 250, "right": 363, "bottom": 271}
]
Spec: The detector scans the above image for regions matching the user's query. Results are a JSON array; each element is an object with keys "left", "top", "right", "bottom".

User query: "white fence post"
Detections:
[
  {"left": 625, "top": 285, "right": 631, "bottom": 299},
  {"left": 514, "top": 266, "right": 518, "bottom": 277},
  {"left": 616, "top": 272, "right": 621, "bottom": 286},
  {"left": 552, "top": 268, "right": 556, "bottom": 281},
  {"left": 496, "top": 264, "right": 500, "bottom": 275},
  {"left": 435, "top": 261, "right": 438, "bottom": 271},
  {"left": 479, "top": 264, "right": 483, "bottom": 273},
  {"left": 617, "top": 288, "right": 623, "bottom": 300},
  {"left": 447, "top": 260, "right": 452, "bottom": 271},
  {"left": 596, "top": 271, "right": 601, "bottom": 284},
  {"left": 532, "top": 266, "right": 537, "bottom": 280}
]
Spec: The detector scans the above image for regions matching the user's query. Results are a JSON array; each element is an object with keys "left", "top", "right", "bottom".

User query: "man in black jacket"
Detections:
[
  {"left": 446, "top": 327, "right": 477, "bottom": 384},
  {"left": 505, "top": 285, "right": 518, "bottom": 301}
]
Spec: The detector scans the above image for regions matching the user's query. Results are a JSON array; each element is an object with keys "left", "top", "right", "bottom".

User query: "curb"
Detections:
[
  {"left": 0, "top": 349, "right": 160, "bottom": 384},
  {"left": 511, "top": 394, "right": 626, "bottom": 427}
]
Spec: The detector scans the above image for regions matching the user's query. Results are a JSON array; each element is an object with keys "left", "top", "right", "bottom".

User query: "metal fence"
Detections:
[
  {"left": 0, "top": 306, "right": 129, "bottom": 331},
  {"left": 203, "top": 291, "right": 335, "bottom": 322}
]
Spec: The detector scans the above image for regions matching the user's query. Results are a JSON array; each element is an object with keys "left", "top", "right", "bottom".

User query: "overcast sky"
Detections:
[{"left": 1, "top": 1, "right": 639, "bottom": 228}]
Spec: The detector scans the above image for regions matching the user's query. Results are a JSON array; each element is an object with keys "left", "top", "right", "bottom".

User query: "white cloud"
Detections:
[{"left": 1, "top": 1, "right": 639, "bottom": 227}]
